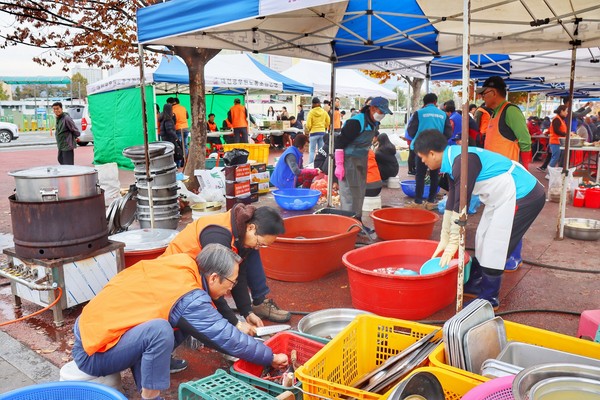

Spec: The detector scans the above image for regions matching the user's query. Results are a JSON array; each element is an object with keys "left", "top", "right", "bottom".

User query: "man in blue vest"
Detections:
[
  {"left": 405, "top": 93, "right": 453, "bottom": 209},
  {"left": 334, "top": 97, "right": 392, "bottom": 222},
  {"left": 414, "top": 129, "right": 545, "bottom": 308}
]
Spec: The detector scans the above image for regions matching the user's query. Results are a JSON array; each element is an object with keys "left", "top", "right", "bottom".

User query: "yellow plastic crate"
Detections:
[
  {"left": 223, "top": 144, "right": 270, "bottom": 164},
  {"left": 381, "top": 367, "right": 482, "bottom": 400},
  {"left": 294, "top": 315, "right": 441, "bottom": 400},
  {"left": 429, "top": 320, "right": 600, "bottom": 382}
]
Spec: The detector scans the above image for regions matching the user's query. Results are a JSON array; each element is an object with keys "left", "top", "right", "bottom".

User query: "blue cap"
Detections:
[{"left": 370, "top": 97, "right": 393, "bottom": 115}]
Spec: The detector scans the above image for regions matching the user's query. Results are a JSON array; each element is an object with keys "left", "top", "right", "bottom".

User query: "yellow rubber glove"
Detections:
[
  {"left": 439, "top": 212, "right": 461, "bottom": 267},
  {"left": 432, "top": 210, "right": 453, "bottom": 258}
]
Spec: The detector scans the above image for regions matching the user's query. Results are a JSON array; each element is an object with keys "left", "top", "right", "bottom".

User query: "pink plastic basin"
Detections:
[{"left": 342, "top": 239, "right": 470, "bottom": 320}]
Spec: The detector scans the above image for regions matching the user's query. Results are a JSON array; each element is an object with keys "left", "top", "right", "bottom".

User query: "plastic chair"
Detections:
[{"left": 577, "top": 309, "right": 600, "bottom": 341}]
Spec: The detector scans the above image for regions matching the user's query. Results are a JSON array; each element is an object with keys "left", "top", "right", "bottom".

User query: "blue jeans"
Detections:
[
  {"left": 244, "top": 250, "right": 270, "bottom": 301},
  {"left": 309, "top": 134, "right": 324, "bottom": 164},
  {"left": 72, "top": 318, "right": 177, "bottom": 392},
  {"left": 549, "top": 144, "right": 561, "bottom": 167}
]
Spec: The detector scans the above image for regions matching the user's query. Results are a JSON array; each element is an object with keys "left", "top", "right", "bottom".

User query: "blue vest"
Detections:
[
  {"left": 270, "top": 146, "right": 303, "bottom": 189},
  {"left": 345, "top": 113, "right": 377, "bottom": 158},
  {"left": 410, "top": 104, "right": 447, "bottom": 150},
  {"left": 441, "top": 146, "right": 537, "bottom": 199}
]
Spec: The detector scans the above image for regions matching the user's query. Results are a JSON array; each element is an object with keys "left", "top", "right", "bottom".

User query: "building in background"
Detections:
[{"left": 72, "top": 66, "right": 102, "bottom": 84}]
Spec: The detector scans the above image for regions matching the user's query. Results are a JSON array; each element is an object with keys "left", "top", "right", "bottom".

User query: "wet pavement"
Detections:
[{"left": 0, "top": 134, "right": 599, "bottom": 397}]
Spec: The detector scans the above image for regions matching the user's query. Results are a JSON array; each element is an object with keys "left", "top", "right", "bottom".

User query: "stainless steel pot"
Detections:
[
  {"left": 137, "top": 194, "right": 179, "bottom": 206},
  {"left": 9, "top": 165, "right": 98, "bottom": 202},
  {"left": 136, "top": 183, "right": 178, "bottom": 198},
  {"left": 133, "top": 153, "right": 176, "bottom": 173},
  {"left": 298, "top": 308, "right": 372, "bottom": 339},
  {"left": 138, "top": 214, "right": 180, "bottom": 229},
  {"left": 135, "top": 168, "right": 177, "bottom": 187}
]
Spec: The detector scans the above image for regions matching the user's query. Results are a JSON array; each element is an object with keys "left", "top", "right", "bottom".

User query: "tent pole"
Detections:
[
  {"left": 526, "top": 92, "right": 531, "bottom": 117},
  {"left": 138, "top": 43, "right": 154, "bottom": 229},
  {"left": 425, "top": 62, "right": 431, "bottom": 93},
  {"left": 326, "top": 62, "right": 337, "bottom": 207},
  {"left": 457, "top": 0, "right": 472, "bottom": 313},
  {"left": 557, "top": 43, "right": 578, "bottom": 239}
]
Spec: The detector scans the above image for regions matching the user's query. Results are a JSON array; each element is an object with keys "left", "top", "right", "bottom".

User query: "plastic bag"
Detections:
[
  {"left": 547, "top": 166, "right": 575, "bottom": 202},
  {"left": 95, "top": 162, "right": 121, "bottom": 204},
  {"left": 223, "top": 148, "right": 250, "bottom": 166}
]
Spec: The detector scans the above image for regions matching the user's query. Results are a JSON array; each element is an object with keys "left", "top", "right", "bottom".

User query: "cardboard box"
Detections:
[
  {"left": 258, "top": 182, "right": 270, "bottom": 194},
  {"left": 225, "top": 181, "right": 251, "bottom": 197},
  {"left": 281, "top": 121, "right": 291, "bottom": 129},
  {"left": 251, "top": 171, "right": 270, "bottom": 183},
  {"left": 224, "top": 164, "right": 251, "bottom": 181},
  {"left": 225, "top": 194, "right": 253, "bottom": 210},
  {"left": 250, "top": 182, "right": 259, "bottom": 194},
  {"left": 251, "top": 163, "right": 267, "bottom": 174}
]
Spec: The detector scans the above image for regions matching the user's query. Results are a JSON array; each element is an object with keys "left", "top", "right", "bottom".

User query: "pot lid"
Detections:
[
  {"left": 109, "top": 228, "right": 178, "bottom": 251},
  {"left": 9, "top": 165, "right": 97, "bottom": 178}
]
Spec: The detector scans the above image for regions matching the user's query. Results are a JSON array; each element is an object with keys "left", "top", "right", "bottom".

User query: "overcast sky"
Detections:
[{"left": 0, "top": 43, "right": 72, "bottom": 77}]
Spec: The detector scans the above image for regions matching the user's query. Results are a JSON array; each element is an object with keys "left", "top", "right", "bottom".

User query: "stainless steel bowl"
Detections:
[
  {"left": 513, "top": 363, "right": 600, "bottom": 400},
  {"left": 529, "top": 376, "right": 600, "bottom": 399},
  {"left": 297, "top": 308, "right": 372, "bottom": 339},
  {"left": 559, "top": 137, "right": 584, "bottom": 147},
  {"left": 564, "top": 218, "right": 600, "bottom": 241}
]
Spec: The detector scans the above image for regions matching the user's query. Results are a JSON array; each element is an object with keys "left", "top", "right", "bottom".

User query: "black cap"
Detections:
[
  {"left": 311, "top": 97, "right": 321, "bottom": 104},
  {"left": 476, "top": 76, "right": 507, "bottom": 93}
]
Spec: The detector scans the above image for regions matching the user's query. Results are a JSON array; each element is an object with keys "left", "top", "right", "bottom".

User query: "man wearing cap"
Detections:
[
  {"left": 477, "top": 76, "right": 532, "bottom": 273},
  {"left": 306, "top": 97, "right": 330, "bottom": 164},
  {"left": 334, "top": 97, "right": 392, "bottom": 223}
]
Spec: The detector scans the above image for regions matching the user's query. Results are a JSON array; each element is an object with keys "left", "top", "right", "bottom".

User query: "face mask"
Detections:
[{"left": 373, "top": 112, "right": 385, "bottom": 122}]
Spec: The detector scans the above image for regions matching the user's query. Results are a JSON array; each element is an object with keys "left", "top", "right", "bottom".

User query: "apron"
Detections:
[{"left": 473, "top": 162, "right": 518, "bottom": 271}]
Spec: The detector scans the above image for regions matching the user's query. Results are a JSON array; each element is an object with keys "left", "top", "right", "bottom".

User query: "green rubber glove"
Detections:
[{"left": 432, "top": 210, "right": 453, "bottom": 258}]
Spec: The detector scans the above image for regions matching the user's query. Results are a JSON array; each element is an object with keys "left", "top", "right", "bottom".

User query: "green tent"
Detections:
[{"left": 89, "top": 85, "right": 241, "bottom": 169}]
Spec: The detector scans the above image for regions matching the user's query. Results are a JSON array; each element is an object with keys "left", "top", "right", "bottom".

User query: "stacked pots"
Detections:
[
  {"left": 8, "top": 165, "right": 109, "bottom": 259},
  {"left": 123, "top": 142, "right": 180, "bottom": 229}
]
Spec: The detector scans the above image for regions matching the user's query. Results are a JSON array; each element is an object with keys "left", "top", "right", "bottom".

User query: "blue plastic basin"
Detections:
[
  {"left": 273, "top": 188, "right": 321, "bottom": 211},
  {"left": 400, "top": 180, "right": 441, "bottom": 198}
]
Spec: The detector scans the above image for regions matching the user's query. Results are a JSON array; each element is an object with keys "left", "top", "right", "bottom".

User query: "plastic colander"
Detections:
[{"left": 461, "top": 375, "right": 515, "bottom": 400}]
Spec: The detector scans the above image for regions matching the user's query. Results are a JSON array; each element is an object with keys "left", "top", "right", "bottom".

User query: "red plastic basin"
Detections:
[
  {"left": 124, "top": 247, "right": 166, "bottom": 268},
  {"left": 342, "top": 240, "right": 470, "bottom": 320},
  {"left": 370, "top": 207, "right": 440, "bottom": 240},
  {"left": 260, "top": 214, "right": 361, "bottom": 282}
]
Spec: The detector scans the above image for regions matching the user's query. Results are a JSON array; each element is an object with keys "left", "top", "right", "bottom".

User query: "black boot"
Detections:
[
  {"left": 476, "top": 271, "right": 503, "bottom": 309},
  {"left": 463, "top": 258, "right": 483, "bottom": 298}
]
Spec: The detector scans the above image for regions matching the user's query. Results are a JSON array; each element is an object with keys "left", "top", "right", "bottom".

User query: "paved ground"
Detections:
[{"left": 0, "top": 132, "right": 599, "bottom": 398}]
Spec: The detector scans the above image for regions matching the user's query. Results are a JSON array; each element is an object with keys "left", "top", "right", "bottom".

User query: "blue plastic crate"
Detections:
[
  {"left": 0, "top": 382, "right": 126, "bottom": 400},
  {"left": 179, "top": 369, "right": 277, "bottom": 400}
]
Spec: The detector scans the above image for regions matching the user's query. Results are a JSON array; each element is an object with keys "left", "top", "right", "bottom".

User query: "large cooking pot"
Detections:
[{"left": 9, "top": 165, "right": 98, "bottom": 202}]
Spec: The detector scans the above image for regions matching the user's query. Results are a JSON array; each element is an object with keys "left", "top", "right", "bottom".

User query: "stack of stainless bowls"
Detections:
[{"left": 122, "top": 142, "right": 180, "bottom": 229}]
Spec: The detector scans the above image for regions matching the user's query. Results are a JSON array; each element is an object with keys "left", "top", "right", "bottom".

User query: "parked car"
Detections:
[
  {"left": 66, "top": 105, "right": 93, "bottom": 146},
  {"left": 0, "top": 121, "right": 19, "bottom": 143}
]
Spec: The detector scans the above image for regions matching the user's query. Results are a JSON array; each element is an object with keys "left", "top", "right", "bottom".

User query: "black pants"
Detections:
[
  {"left": 233, "top": 127, "right": 248, "bottom": 143},
  {"left": 58, "top": 150, "right": 74, "bottom": 165},
  {"left": 365, "top": 187, "right": 382, "bottom": 197},
  {"left": 508, "top": 183, "right": 546, "bottom": 257},
  {"left": 415, "top": 156, "right": 439, "bottom": 203},
  {"left": 407, "top": 149, "right": 416, "bottom": 173}
]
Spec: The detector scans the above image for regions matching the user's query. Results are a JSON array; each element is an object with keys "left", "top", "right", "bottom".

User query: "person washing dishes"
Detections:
[
  {"left": 72, "top": 244, "right": 288, "bottom": 400},
  {"left": 334, "top": 97, "right": 393, "bottom": 224},
  {"left": 161, "top": 204, "right": 290, "bottom": 327},
  {"left": 414, "top": 129, "right": 545, "bottom": 309},
  {"left": 270, "top": 134, "right": 319, "bottom": 189}
]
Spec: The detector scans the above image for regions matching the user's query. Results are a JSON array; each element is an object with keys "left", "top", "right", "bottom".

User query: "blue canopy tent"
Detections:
[{"left": 137, "top": 0, "right": 600, "bottom": 309}]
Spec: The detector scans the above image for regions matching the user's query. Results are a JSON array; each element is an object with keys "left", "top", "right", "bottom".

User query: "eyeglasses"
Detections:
[
  {"left": 224, "top": 276, "right": 237, "bottom": 287},
  {"left": 254, "top": 232, "right": 269, "bottom": 249},
  {"left": 481, "top": 90, "right": 494, "bottom": 97}
]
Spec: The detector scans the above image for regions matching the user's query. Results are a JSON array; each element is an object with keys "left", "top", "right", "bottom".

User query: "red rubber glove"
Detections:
[{"left": 520, "top": 151, "right": 532, "bottom": 170}]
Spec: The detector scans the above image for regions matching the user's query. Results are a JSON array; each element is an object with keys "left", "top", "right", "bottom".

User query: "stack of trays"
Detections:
[{"left": 123, "top": 142, "right": 180, "bottom": 229}]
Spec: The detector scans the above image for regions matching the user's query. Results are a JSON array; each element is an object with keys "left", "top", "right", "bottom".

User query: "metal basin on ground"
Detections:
[
  {"left": 297, "top": 308, "right": 372, "bottom": 339},
  {"left": 371, "top": 207, "right": 439, "bottom": 240},
  {"left": 342, "top": 239, "right": 470, "bottom": 320},
  {"left": 259, "top": 214, "right": 361, "bottom": 282}
]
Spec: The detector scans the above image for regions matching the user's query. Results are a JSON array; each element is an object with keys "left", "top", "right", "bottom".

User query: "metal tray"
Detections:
[
  {"left": 464, "top": 316, "right": 507, "bottom": 374},
  {"left": 498, "top": 341, "right": 600, "bottom": 369}
]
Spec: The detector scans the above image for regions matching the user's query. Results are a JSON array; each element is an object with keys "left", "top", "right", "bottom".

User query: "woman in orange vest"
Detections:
[
  {"left": 72, "top": 244, "right": 288, "bottom": 400},
  {"left": 162, "top": 205, "right": 290, "bottom": 332},
  {"left": 548, "top": 105, "right": 568, "bottom": 168}
]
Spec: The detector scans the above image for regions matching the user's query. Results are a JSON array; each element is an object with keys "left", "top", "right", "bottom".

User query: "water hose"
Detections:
[{"left": 0, "top": 287, "right": 63, "bottom": 327}]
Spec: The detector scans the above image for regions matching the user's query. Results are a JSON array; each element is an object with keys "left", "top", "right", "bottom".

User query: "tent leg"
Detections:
[
  {"left": 326, "top": 63, "right": 337, "bottom": 208},
  {"left": 138, "top": 43, "right": 154, "bottom": 229}
]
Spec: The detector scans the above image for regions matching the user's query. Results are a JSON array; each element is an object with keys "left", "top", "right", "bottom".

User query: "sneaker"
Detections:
[
  {"left": 407, "top": 170, "right": 416, "bottom": 176},
  {"left": 536, "top": 167, "right": 546, "bottom": 172},
  {"left": 404, "top": 200, "right": 426, "bottom": 209},
  {"left": 170, "top": 356, "right": 188, "bottom": 374},
  {"left": 251, "top": 299, "right": 291, "bottom": 323},
  {"left": 424, "top": 201, "right": 439, "bottom": 211}
]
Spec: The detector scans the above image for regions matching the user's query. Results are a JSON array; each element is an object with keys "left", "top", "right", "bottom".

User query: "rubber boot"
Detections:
[
  {"left": 476, "top": 271, "right": 502, "bottom": 310},
  {"left": 504, "top": 240, "right": 523, "bottom": 272},
  {"left": 463, "top": 258, "right": 483, "bottom": 298}
]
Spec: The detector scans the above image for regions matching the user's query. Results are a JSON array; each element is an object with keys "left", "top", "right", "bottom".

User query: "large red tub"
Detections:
[
  {"left": 371, "top": 207, "right": 439, "bottom": 240},
  {"left": 260, "top": 214, "right": 361, "bottom": 282},
  {"left": 342, "top": 239, "right": 470, "bottom": 320}
]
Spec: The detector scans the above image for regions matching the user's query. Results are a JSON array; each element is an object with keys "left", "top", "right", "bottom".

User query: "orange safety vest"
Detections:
[
  {"left": 366, "top": 150, "right": 382, "bottom": 184},
  {"left": 173, "top": 104, "right": 189, "bottom": 130},
  {"left": 477, "top": 107, "right": 491, "bottom": 134},
  {"left": 334, "top": 110, "right": 342, "bottom": 130},
  {"left": 207, "top": 121, "right": 218, "bottom": 132},
  {"left": 162, "top": 211, "right": 237, "bottom": 259},
  {"left": 229, "top": 104, "right": 249, "bottom": 128},
  {"left": 548, "top": 115, "right": 567, "bottom": 145},
  {"left": 79, "top": 253, "right": 205, "bottom": 355},
  {"left": 484, "top": 102, "right": 520, "bottom": 162}
]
